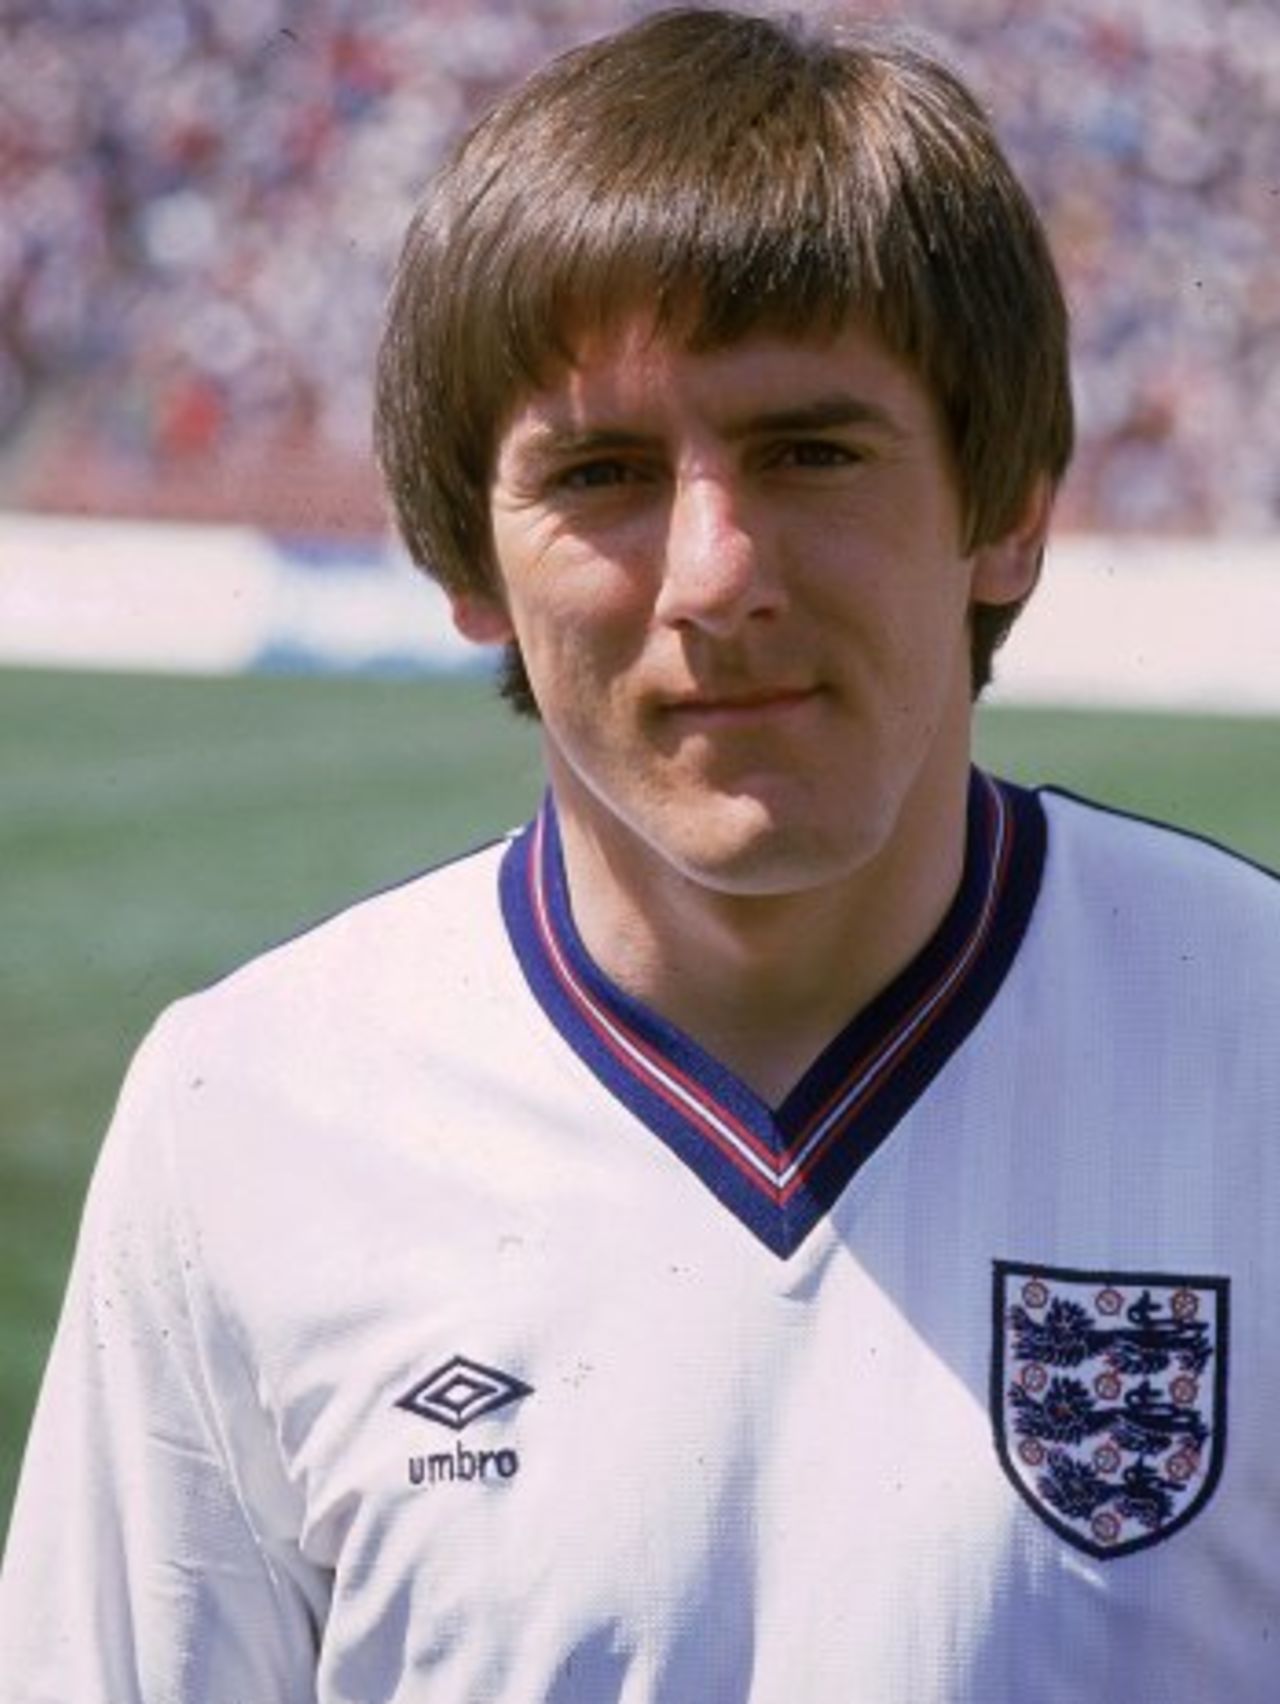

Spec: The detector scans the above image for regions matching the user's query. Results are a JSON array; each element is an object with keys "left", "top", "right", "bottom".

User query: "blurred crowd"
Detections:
[{"left": 2, "top": 0, "right": 1278, "bottom": 533}]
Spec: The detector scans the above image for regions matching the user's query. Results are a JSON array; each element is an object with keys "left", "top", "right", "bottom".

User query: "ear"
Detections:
[
  {"left": 447, "top": 590, "right": 515, "bottom": 646},
  {"left": 969, "top": 477, "right": 1054, "bottom": 608}
]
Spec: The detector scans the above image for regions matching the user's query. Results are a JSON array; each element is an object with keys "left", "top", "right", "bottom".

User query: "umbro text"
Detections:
[{"left": 408, "top": 1444, "right": 520, "bottom": 1488}]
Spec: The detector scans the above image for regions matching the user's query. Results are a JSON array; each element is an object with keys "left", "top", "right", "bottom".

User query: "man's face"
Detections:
[{"left": 461, "top": 318, "right": 1040, "bottom": 901}]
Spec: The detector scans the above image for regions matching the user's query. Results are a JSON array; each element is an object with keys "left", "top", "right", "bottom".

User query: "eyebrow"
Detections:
[
  {"left": 509, "top": 425, "right": 655, "bottom": 466},
  {"left": 508, "top": 392, "right": 907, "bottom": 468},
  {"left": 727, "top": 393, "right": 906, "bottom": 440}
]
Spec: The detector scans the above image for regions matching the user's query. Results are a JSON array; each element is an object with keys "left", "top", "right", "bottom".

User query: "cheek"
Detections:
[
  {"left": 512, "top": 572, "right": 653, "bottom": 693},
  {"left": 844, "top": 552, "right": 973, "bottom": 707},
  {"left": 513, "top": 605, "right": 634, "bottom": 730}
]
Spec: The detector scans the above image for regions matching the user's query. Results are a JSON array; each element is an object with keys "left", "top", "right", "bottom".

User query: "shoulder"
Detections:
[
  {"left": 1039, "top": 785, "right": 1276, "bottom": 903},
  {"left": 1030, "top": 783, "right": 1280, "bottom": 992},
  {"left": 219, "top": 831, "right": 509, "bottom": 983},
  {"left": 148, "top": 834, "right": 518, "bottom": 1083},
  {"left": 88, "top": 833, "right": 528, "bottom": 1244}
]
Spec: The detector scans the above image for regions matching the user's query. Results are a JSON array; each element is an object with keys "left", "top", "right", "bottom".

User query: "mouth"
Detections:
[{"left": 661, "top": 685, "right": 822, "bottom": 725}]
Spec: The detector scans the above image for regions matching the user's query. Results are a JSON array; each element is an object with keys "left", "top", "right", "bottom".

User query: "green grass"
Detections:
[{"left": 1, "top": 666, "right": 1276, "bottom": 1537}]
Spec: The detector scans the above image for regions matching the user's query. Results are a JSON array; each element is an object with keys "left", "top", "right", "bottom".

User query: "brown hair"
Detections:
[{"left": 375, "top": 5, "right": 1073, "bottom": 704}]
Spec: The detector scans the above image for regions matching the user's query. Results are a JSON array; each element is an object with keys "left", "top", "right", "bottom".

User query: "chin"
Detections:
[{"left": 662, "top": 813, "right": 878, "bottom": 900}]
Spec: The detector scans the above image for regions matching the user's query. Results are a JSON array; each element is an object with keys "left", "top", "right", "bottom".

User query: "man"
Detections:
[{"left": 3, "top": 8, "right": 1277, "bottom": 1700}]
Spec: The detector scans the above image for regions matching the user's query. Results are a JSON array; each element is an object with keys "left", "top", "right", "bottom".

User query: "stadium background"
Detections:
[{"left": 1, "top": 0, "right": 1277, "bottom": 1536}]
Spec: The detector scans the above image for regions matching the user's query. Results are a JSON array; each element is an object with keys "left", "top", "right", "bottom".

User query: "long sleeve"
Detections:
[{"left": 0, "top": 1016, "right": 327, "bottom": 1704}]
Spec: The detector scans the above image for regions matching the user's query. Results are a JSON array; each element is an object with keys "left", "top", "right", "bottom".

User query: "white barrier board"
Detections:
[{"left": 1, "top": 511, "right": 1276, "bottom": 711}]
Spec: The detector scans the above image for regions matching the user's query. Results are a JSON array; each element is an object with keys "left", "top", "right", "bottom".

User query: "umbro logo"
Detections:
[
  {"left": 397, "top": 1355, "right": 532, "bottom": 1491},
  {"left": 395, "top": 1355, "right": 533, "bottom": 1432}
]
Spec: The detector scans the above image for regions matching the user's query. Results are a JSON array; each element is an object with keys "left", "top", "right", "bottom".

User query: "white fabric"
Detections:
[{"left": 3, "top": 789, "right": 1278, "bottom": 1701}]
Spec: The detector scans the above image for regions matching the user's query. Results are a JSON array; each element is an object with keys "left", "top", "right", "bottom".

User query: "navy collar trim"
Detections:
[{"left": 500, "top": 771, "right": 1045, "bottom": 1257}]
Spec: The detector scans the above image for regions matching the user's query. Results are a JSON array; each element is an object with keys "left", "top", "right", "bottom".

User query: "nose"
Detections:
[{"left": 653, "top": 474, "right": 783, "bottom": 636}]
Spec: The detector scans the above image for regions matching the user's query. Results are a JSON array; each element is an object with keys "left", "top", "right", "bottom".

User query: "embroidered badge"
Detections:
[{"left": 992, "top": 1261, "right": 1229, "bottom": 1559}]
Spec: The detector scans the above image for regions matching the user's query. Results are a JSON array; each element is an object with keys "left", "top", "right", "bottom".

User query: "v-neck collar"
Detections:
[{"left": 499, "top": 770, "right": 1045, "bottom": 1258}]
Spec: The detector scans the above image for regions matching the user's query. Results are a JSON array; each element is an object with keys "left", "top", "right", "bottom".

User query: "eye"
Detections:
[
  {"left": 556, "top": 458, "right": 645, "bottom": 492},
  {"left": 771, "top": 439, "right": 861, "bottom": 470}
]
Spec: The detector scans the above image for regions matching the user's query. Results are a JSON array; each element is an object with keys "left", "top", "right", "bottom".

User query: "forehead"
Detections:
[{"left": 495, "top": 314, "right": 940, "bottom": 443}]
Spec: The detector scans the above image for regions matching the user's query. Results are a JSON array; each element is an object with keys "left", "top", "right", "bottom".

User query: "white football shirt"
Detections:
[{"left": 3, "top": 774, "right": 1277, "bottom": 1701}]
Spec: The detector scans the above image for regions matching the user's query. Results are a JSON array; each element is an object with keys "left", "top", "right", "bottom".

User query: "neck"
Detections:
[{"left": 550, "top": 765, "right": 974, "bottom": 1107}]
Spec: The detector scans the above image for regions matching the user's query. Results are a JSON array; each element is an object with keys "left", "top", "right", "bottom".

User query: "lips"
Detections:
[{"left": 661, "top": 684, "right": 821, "bottom": 719}]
